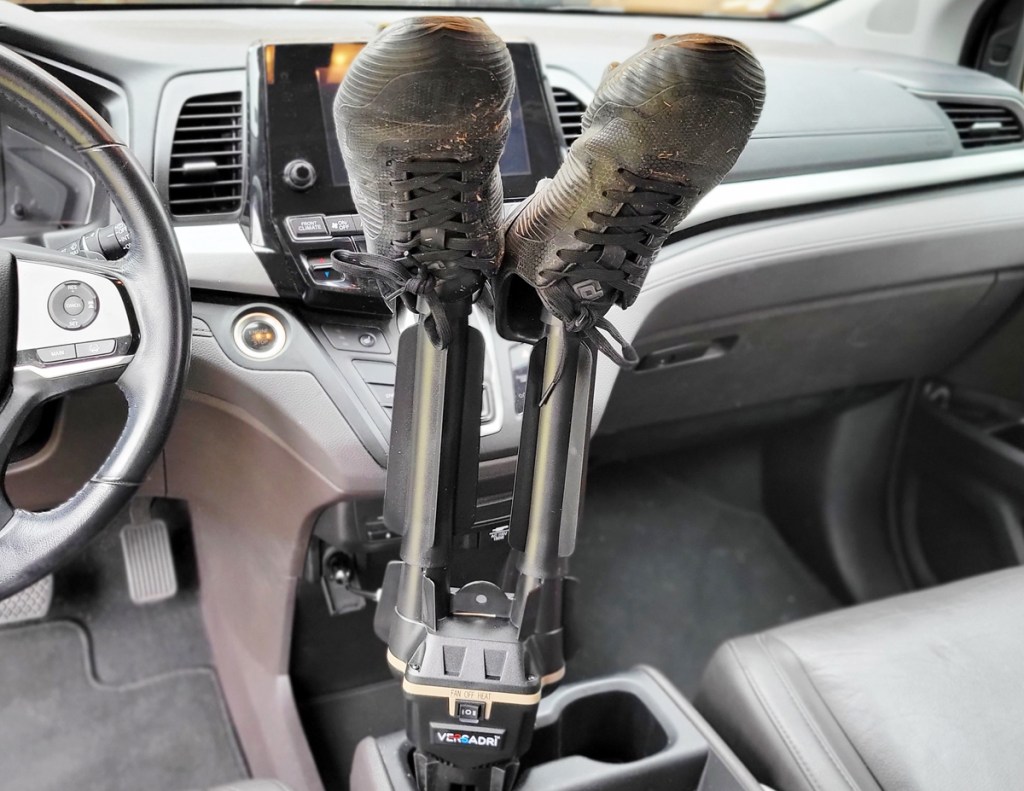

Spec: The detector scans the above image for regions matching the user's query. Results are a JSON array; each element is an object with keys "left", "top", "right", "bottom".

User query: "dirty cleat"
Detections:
[
  {"left": 332, "top": 16, "right": 515, "bottom": 347},
  {"left": 494, "top": 34, "right": 765, "bottom": 362}
]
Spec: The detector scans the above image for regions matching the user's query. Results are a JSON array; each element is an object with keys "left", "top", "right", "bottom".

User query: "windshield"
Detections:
[{"left": 11, "top": 0, "right": 833, "bottom": 18}]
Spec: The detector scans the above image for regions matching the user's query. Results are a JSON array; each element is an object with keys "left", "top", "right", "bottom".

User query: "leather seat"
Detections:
[{"left": 695, "top": 567, "right": 1024, "bottom": 791}]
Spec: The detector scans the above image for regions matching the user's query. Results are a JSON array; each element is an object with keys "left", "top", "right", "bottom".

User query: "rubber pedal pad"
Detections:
[{"left": 120, "top": 519, "right": 179, "bottom": 605}]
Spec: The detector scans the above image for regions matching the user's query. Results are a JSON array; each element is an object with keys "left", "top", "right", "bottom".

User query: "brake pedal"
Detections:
[
  {"left": 120, "top": 508, "right": 178, "bottom": 605},
  {"left": 0, "top": 575, "right": 53, "bottom": 625}
]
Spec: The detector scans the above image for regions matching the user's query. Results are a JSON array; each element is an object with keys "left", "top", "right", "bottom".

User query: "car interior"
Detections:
[{"left": 2, "top": 0, "right": 1024, "bottom": 789}]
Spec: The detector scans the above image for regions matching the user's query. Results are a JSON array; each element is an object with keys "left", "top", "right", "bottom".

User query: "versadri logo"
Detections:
[{"left": 433, "top": 728, "right": 504, "bottom": 749}]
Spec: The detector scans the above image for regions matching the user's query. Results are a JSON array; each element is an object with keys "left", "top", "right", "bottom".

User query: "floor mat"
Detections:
[
  {"left": 0, "top": 620, "right": 247, "bottom": 791},
  {"left": 567, "top": 449, "right": 838, "bottom": 696},
  {"left": 48, "top": 500, "right": 213, "bottom": 686}
]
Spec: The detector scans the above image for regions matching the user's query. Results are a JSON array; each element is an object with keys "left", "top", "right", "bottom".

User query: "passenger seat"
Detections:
[{"left": 696, "top": 567, "right": 1024, "bottom": 791}]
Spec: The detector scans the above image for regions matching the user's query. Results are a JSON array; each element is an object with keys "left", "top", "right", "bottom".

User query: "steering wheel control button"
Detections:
[
  {"left": 323, "top": 324, "right": 390, "bottom": 354},
  {"left": 286, "top": 214, "right": 330, "bottom": 241},
  {"left": 75, "top": 339, "right": 116, "bottom": 359},
  {"left": 37, "top": 344, "right": 78, "bottom": 364},
  {"left": 326, "top": 214, "right": 363, "bottom": 236},
  {"left": 63, "top": 295, "right": 85, "bottom": 316},
  {"left": 48, "top": 282, "right": 98, "bottom": 330},
  {"left": 233, "top": 311, "right": 287, "bottom": 360}
]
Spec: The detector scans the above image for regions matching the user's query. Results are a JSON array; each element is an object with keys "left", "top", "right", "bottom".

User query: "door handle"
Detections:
[{"left": 637, "top": 335, "right": 738, "bottom": 371}]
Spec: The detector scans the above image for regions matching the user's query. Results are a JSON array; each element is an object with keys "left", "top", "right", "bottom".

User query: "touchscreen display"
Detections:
[
  {"left": 254, "top": 40, "right": 561, "bottom": 217},
  {"left": 314, "top": 43, "right": 532, "bottom": 187}
]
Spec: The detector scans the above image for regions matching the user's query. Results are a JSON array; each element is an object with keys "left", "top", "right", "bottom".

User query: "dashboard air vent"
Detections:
[
  {"left": 167, "top": 91, "right": 244, "bottom": 216},
  {"left": 939, "top": 102, "right": 1024, "bottom": 149},
  {"left": 551, "top": 86, "right": 586, "bottom": 147}
]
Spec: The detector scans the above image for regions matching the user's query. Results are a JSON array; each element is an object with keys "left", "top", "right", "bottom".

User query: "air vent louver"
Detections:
[
  {"left": 167, "top": 91, "right": 243, "bottom": 216},
  {"left": 551, "top": 86, "right": 586, "bottom": 147},
  {"left": 939, "top": 102, "right": 1024, "bottom": 149}
]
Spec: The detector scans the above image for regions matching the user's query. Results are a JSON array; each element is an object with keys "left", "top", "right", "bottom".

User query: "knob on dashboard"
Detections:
[{"left": 283, "top": 158, "right": 317, "bottom": 191}]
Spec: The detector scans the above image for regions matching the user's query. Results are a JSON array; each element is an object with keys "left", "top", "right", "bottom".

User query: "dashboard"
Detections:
[{"left": 3, "top": 3, "right": 1024, "bottom": 468}]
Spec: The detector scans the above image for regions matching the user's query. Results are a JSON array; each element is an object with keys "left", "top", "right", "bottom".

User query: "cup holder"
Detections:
[
  {"left": 524, "top": 691, "right": 669, "bottom": 767},
  {"left": 352, "top": 667, "right": 759, "bottom": 791}
]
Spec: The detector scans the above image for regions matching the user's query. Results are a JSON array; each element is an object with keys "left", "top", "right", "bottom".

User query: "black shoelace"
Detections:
[
  {"left": 538, "top": 170, "right": 700, "bottom": 403},
  {"left": 331, "top": 159, "right": 493, "bottom": 349}
]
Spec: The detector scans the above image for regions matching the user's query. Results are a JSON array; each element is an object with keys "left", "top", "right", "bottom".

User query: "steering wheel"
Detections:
[{"left": 0, "top": 46, "right": 190, "bottom": 598}]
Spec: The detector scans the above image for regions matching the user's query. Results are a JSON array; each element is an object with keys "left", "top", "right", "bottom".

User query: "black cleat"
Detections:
[
  {"left": 332, "top": 16, "right": 516, "bottom": 347},
  {"left": 494, "top": 34, "right": 765, "bottom": 363}
]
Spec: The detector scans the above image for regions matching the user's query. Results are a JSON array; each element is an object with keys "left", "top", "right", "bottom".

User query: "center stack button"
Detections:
[
  {"left": 326, "top": 214, "right": 363, "bottom": 236},
  {"left": 353, "top": 359, "right": 397, "bottom": 416},
  {"left": 286, "top": 215, "right": 331, "bottom": 241}
]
